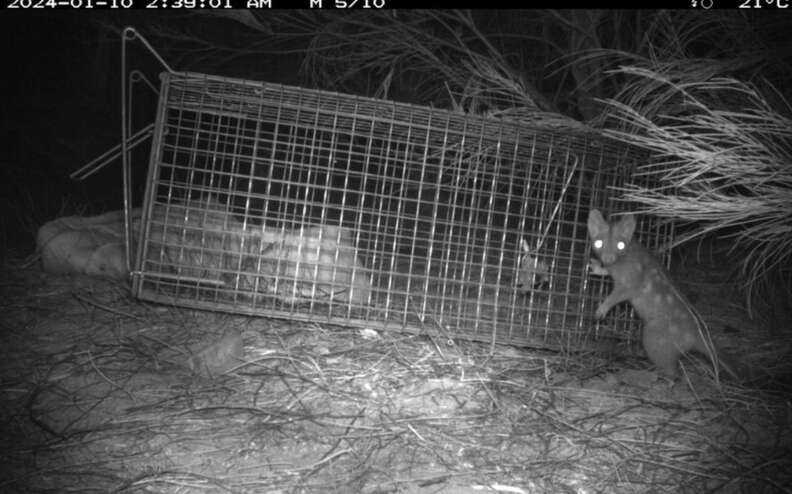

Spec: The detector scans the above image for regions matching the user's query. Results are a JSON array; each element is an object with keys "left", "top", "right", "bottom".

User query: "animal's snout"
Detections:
[{"left": 600, "top": 253, "right": 616, "bottom": 266}]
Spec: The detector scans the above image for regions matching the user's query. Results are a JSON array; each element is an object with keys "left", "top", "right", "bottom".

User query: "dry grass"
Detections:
[
  {"left": 594, "top": 69, "right": 792, "bottom": 311},
  {"left": 1, "top": 263, "right": 789, "bottom": 493}
]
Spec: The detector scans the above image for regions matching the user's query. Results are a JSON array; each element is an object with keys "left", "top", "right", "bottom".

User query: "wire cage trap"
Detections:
[{"left": 131, "top": 71, "right": 670, "bottom": 351}]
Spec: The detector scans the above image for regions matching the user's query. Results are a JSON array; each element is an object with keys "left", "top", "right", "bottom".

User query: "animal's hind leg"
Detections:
[{"left": 642, "top": 327, "right": 682, "bottom": 376}]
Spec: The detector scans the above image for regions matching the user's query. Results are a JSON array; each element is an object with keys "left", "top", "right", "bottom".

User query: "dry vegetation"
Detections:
[{"left": 1, "top": 265, "right": 789, "bottom": 493}]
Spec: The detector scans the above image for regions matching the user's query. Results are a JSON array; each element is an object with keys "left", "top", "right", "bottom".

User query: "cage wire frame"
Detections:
[{"left": 130, "top": 71, "right": 670, "bottom": 352}]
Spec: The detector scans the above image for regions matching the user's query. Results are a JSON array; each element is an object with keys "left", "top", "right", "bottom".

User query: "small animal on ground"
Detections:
[{"left": 587, "top": 209, "right": 738, "bottom": 379}]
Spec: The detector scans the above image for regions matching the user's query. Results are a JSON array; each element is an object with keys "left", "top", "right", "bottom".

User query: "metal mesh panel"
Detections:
[{"left": 131, "top": 72, "right": 667, "bottom": 351}]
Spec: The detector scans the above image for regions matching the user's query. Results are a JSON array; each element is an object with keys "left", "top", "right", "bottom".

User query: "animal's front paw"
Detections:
[{"left": 595, "top": 304, "right": 609, "bottom": 320}]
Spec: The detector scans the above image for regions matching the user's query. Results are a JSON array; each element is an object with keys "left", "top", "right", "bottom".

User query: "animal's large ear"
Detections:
[
  {"left": 613, "top": 214, "right": 637, "bottom": 239},
  {"left": 587, "top": 209, "right": 607, "bottom": 238}
]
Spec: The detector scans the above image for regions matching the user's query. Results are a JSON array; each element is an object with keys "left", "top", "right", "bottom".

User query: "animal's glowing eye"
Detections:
[
  {"left": 593, "top": 239, "right": 603, "bottom": 249},
  {"left": 616, "top": 241, "right": 626, "bottom": 250}
]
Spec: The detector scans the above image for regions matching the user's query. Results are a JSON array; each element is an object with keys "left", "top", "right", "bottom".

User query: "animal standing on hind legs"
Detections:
[{"left": 587, "top": 209, "right": 741, "bottom": 380}]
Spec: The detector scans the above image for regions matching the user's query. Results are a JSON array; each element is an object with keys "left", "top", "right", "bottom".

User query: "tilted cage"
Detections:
[{"left": 131, "top": 72, "right": 670, "bottom": 351}]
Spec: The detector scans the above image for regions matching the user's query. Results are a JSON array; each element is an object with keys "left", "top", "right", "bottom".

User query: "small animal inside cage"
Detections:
[{"left": 515, "top": 237, "right": 550, "bottom": 292}]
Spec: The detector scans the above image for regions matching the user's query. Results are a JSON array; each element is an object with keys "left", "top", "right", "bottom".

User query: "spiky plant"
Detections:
[{"left": 597, "top": 68, "right": 792, "bottom": 313}]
